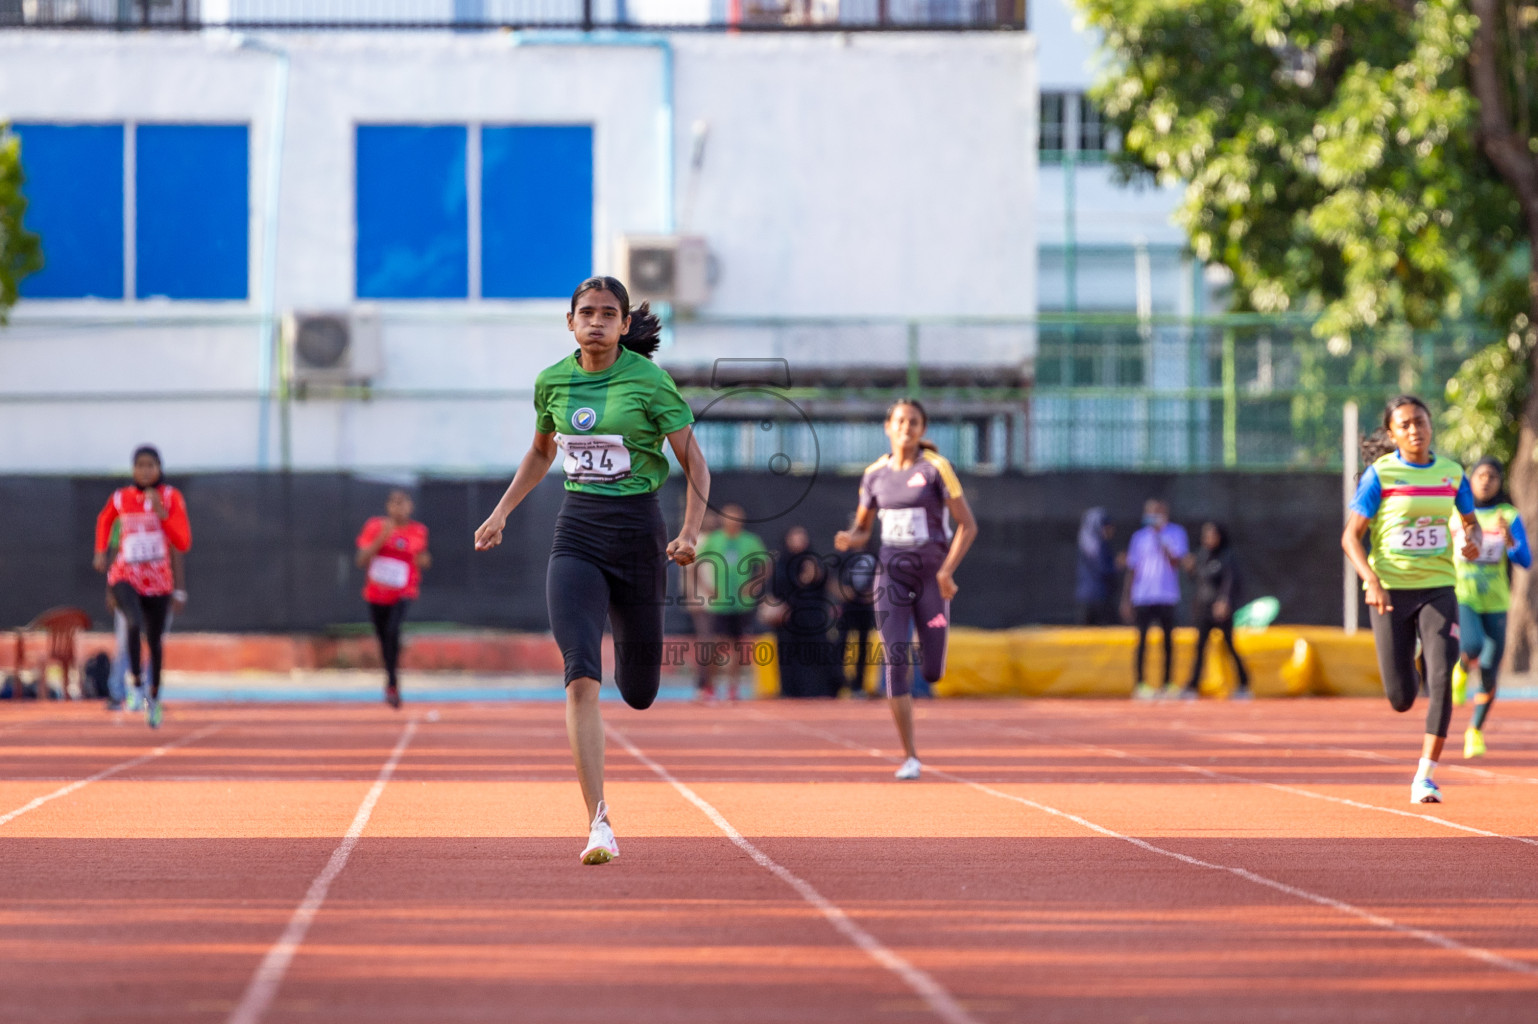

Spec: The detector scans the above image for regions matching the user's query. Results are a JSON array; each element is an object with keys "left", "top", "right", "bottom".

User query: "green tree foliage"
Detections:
[
  {"left": 0, "top": 125, "right": 43, "bottom": 322},
  {"left": 1443, "top": 317, "right": 1533, "bottom": 464},
  {"left": 1078, "top": 0, "right": 1529, "bottom": 345}
]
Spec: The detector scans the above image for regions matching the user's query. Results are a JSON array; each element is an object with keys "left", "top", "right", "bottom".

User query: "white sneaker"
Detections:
[
  {"left": 580, "top": 800, "right": 618, "bottom": 865},
  {"left": 894, "top": 757, "right": 922, "bottom": 780},
  {"left": 1410, "top": 778, "right": 1442, "bottom": 804}
]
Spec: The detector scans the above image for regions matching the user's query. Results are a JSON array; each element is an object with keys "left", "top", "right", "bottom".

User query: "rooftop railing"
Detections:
[{"left": 1, "top": 0, "right": 1026, "bottom": 30}]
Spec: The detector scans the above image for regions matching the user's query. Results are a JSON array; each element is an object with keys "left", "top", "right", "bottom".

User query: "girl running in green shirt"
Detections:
[
  {"left": 1450, "top": 457, "right": 1531, "bottom": 758},
  {"left": 475, "top": 276, "right": 711, "bottom": 864},
  {"left": 1342, "top": 395, "right": 1480, "bottom": 804}
]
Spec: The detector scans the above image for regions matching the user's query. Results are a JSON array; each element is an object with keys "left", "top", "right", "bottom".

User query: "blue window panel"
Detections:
[
  {"left": 12, "top": 124, "right": 124, "bottom": 300},
  {"left": 136, "top": 124, "right": 249, "bottom": 300},
  {"left": 356, "top": 126, "right": 468, "bottom": 299},
  {"left": 482, "top": 125, "right": 593, "bottom": 300}
]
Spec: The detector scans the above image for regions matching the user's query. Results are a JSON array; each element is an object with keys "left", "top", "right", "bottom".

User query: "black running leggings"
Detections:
[
  {"left": 1185, "top": 609, "right": 1250, "bottom": 691},
  {"left": 369, "top": 599, "right": 411, "bottom": 690},
  {"left": 1369, "top": 586, "right": 1458, "bottom": 739},
  {"left": 1133, "top": 603, "right": 1176, "bottom": 686},
  {"left": 111, "top": 582, "right": 170, "bottom": 699},
  {"left": 546, "top": 492, "right": 668, "bottom": 710}
]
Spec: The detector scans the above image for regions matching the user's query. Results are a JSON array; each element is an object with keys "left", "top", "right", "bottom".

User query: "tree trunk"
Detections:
[{"left": 1468, "top": 0, "right": 1538, "bottom": 671}]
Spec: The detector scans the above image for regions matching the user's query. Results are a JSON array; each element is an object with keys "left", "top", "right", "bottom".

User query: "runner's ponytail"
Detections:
[{"left": 620, "top": 301, "right": 662, "bottom": 359}]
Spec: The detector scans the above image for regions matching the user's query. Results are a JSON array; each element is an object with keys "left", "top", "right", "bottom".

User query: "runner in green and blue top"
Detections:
[
  {"left": 1342, "top": 395, "right": 1480, "bottom": 805},
  {"left": 475, "top": 276, "right": 711, "bottom": 865},
  {"left": 1450, "top": 457, "right": 1531, "bottom": 758}
]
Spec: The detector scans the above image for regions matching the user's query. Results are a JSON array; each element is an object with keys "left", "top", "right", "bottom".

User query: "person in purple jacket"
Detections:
[
  {"left": 835, "top": 399, "right": 978, "bottom": 780},
  {"left": 1121, "top": 498, "right": 1189, "bottom": 699}
]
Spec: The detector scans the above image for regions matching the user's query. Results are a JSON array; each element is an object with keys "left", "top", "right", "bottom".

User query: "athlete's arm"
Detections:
[
  {"left": 1456, "top": 510, "right": 1481, "bottom": 563},
  {"left": 92, "top": 495, "right": 120, "bottom": 573},
  {"left": 1341, "top": 511, "right": 1391, "bottom": 614},
  {"left": 935, "top": 493, "right": 978, "bottom": 601},
  {"left": 171, "top": 548, "right": 187, "bottom": 612},
  {"left": 1507, "top": 515, "right": 1532, "bottom": 569},
  {"left": 475, "top": 432, "right": 559, "bottom": 551},
  {"left": 161, "top": 490, "right": 192, "bottom": 552},
  {"left": 834, "top": 507, "right": 875, "bottom": 552},
  {"left": 665, "top": 425, "right": 710, "bottom": 566},
  {"left": 356, "top": 519, "right": 393, "bottom": 568}
]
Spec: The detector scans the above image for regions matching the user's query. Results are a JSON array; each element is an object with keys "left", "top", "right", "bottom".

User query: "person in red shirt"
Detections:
[
  {"left": 93, "top": 445, "right": 192, "bottom": 729},
  {"left": 356, "top": 490, "right": 430, "bottom": 708}
]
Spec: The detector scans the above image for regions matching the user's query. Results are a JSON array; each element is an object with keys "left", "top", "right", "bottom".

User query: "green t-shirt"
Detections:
[
  {"left": 695, "top": 529, "right": 770, "bottom": 614},
  {"left": 534, "top": 347, "right": 695, "bottom": 496},
  {"left": 1363, "top": 452, "right": 1467, "bottom": 590},
  {"left": 1455, "top": 503, "right": 1519, "bottom": 613}
]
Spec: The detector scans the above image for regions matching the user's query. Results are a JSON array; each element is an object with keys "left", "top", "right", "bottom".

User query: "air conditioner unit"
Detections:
[
  {"left": 615, "top": 235, "right": 710, "bottom": 309},
  {"left": 282, "top": 307, "right": 383, "bottom": 386}
]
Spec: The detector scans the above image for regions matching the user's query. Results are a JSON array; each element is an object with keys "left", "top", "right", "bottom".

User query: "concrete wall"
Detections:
[{"left": 0, "top": 30, "right": 1036, "bottom": 473}]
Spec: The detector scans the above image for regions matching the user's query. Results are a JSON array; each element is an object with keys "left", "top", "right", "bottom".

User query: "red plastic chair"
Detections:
[{"left": 14, "top": 608, "right": 92, "bottom": 700}]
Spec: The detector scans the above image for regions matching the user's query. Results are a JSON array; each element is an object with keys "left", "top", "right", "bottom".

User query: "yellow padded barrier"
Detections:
[{"left": 755, "top": 627, "right": 1384, "bottom": 699}]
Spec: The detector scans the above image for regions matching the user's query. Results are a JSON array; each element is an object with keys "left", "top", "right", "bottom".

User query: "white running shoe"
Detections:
[
  {"left": 894, "top": 757, "right": 922, "bottom": 780},
  {"left": 1410, "top": 778, "right": 1442, "bottom": 804},
  {"left": 580, "top": 800, "right": 618, "bottom": 865}
]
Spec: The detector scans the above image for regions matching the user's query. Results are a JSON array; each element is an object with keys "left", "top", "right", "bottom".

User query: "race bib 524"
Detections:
[{"left": 879, "top": 507, "right": 929, "bottom": 547}]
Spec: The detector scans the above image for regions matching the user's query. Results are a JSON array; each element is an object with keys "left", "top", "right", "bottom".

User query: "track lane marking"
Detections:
[
  {"left": 607, "top": 723, "right": 983, "bottom": 1024},
  {"left": 754, "top": 711, "right": 1538, "bottom": 979},
  {"left": 0, "top": 724, "right": 223, "bottom": 828},
  {"left": 226, "top": 718, "right": 417, "bottom": 1024},
  {"left": 979, "top": 719, "right": 1538, "bottom": 850}
]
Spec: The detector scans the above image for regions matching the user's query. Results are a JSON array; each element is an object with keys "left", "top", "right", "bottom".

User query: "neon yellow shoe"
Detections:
[
  {"left": 1451, "top": 662, "right": 1469, "bottom": 707},
  {"left": 1464, "top": 726, "right": 1486, "bottom": 759}
]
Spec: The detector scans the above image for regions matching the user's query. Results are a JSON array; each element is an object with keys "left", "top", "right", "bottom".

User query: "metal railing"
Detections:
[
  {"left": 0, "top": 308, "right": 1497, "bottom": 474},
  {"left": 2, "top": 0, "right": 1025, "bottom": 30}
]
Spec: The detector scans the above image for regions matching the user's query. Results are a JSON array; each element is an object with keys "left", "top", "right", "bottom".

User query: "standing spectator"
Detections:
[
  {"left": 1075, "top": 507, "right": 1121, "bottom": 625},
  {"left": 696, "top": 504, "right": 771, "bottom": 702},
  {"left": 768, "top": 526, "right": 841, "bottom": 698},
  {"left": 833, "top": 543, "right": 878, "bottom": 697},
  {"left": 1122, "top": 498, "right": 1188, "bottom": 699},
  {"left": 1180, "top": 522, "right": 1250, "bottom": 700},
  {"left": 682, "top": 507, "right": 723, "bottom": 699}
]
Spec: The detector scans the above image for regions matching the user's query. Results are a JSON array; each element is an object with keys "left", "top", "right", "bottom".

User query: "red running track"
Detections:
[{"left": 3, "top": 697, "right": 1538, "bottom": 1023}]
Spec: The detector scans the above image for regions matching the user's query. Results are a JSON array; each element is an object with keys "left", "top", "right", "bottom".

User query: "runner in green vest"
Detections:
[
  {"left": 474, "top": 276, "right": 711, "bottom": 865},
  {"left": 1450, "top": 457, "right": 1531, "bottom": 758},
  {"left": 1342, "top": 395, "right": 1480, "bottom": 804}
]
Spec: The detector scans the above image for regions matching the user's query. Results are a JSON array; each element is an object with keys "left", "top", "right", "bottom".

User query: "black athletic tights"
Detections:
[
  {"left": 1369, "top": 587, "right": 1458, "bottom": 740},
  {"left": 369, "top": 600, "right": 411, "bottom": 691},
  {"left": 546, "top": 492, "right": 667, "bottom": 709},
  {"left": 111, "top": 582, "right": 170, "bottom": 699}
]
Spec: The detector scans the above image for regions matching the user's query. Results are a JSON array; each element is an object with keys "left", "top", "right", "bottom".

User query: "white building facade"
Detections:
[{"left": 0, "top": 27, "right": 1036, "bottom": 473}]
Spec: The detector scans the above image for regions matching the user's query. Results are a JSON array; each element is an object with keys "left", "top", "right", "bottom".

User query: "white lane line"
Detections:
[
  {"left": 1165, "top": 720, "right": 1538, "bottom": 787},
  {"left": 606, "top": 723, "right": 983, "bottom": 1024},
  {"left": 0, "top": 724, "right": 223, "bottom": 828},
  {"left": 226, "top": 719, "right": 418, "bottom": 1024},
  {"left": 755, "top": 712, "right": 1538, "bottom": 979},
  {"left": 983, "top": 720, "right": 1538, "bottom": 850}
]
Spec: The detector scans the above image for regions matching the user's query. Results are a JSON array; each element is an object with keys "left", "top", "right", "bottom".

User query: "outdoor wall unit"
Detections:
[
  {"left": 282, "top": 307, "right": 383, "bottom": 386},
  {"left": 615, "top": 235, "right": 710, "bottom": 309}
]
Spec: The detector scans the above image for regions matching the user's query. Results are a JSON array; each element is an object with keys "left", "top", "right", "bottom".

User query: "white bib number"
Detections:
[
  {"left": 879, "top": 507, "right": 930, "bottom": 547},
  {"left": 1475, "top": 530, "right": 1507, "bottom": 565},
  {"left": 368, "top": 557, "right": 411, "bottom": 590},
  {"left": 121, "top": 527, "right": 167, "bottom": 564},
  {"left": 1386, "top": 523, "right": 1447, "bottom": 554},
  {"left": 556, "top": 433, "right": 632, "bottom": 483}
]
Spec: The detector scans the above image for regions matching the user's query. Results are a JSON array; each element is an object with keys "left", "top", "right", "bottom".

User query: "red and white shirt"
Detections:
[
  {"left": 357, "top": 518, "right": 428, "bottom": 604},
  {"left": 94, "top": 485, "right": 192, "bottom": 597}
]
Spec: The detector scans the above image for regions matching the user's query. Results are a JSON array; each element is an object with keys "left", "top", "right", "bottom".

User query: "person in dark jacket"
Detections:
[
  {"left": 768, "top": 526, "right": 842, "bottom": 698},
  {"left": 1075, "top": 507, "right": 1120, "bottom": 625},
  {"left": 1181, "top": 521, "right": 1251, "bottom": 699}
]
